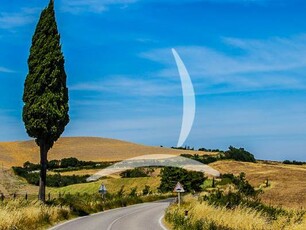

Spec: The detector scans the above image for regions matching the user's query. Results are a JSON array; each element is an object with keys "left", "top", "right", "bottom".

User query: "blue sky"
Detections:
[{"left": 1, "top": 0, "right": 306, "bottom": 161}]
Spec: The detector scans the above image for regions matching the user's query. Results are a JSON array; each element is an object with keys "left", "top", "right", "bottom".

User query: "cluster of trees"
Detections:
[
  {"left": 158, "top": 167, "right": 206, "bottom": 193},
  {"left": 181, "top": 146, "right": 256, "bottom": 164},
  {"left": 224, "top": 146, "right": 256, "bottom": 162},
  {"left": 180, "top": 154, "right": 218, "bottom": 164},
  {"left": 21, "top": 158, "right": 113, "bottom": 172},
  {"left": 13, "top": 167, "right": 90, "bottom": 187},
  {"left": 171, "top": 146, "right": 195, "bottom": 151},
  {"left": 283, "top": 160, "right": 306, "bottom": 165},
  {"left": 13, "top": 166, "right": 89, "bottom": 187},
  {"left": 119, "top": 167, "right": 154, "bottom": 178},
  {"left": 198, "top": 148, "right": 222, "bottom": 152}
]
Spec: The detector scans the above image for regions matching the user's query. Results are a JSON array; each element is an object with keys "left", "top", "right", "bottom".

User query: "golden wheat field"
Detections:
[
  {"left": 0, "top": 137, "right": 216, "bottom": 167},
  {"left": 211, "top": 160, "right": 306, "bottom": 208}
]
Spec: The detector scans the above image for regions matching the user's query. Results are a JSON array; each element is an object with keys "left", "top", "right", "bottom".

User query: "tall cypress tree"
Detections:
[{"left": 23, "top": 0, "right": 69, "bottom": 202}]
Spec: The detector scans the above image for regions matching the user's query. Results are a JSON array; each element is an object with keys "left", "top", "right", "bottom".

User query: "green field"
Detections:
[{"left": 47, "top": 177, "right": 161, "bottom": 195}]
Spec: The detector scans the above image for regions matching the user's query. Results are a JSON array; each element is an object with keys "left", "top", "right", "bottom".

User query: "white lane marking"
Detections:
[
  {"left": 106, "top": 204, "right": 159, "bottom": 230},
  {"left": 159, "top": 215, "right": 168, "bottom": 230},
  {"left": 49, "top": 202, "right": 154, "bottom": 230}
]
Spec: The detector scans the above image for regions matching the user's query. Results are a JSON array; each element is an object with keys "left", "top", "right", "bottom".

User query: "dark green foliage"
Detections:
[
  {"left": 142, "top": 185, "right": 151, "bottom": 195},
  {"left": 23, "top": 161, "right": 40, "bottom": 171},
  {"left": 198, "top": 148, "right": 222, "bottom": 152},
  {"left": 283, "top": 160, "right": 306, "bottom": 165},
  {"left": 12, "top": 167, "right": 89, "bottom": 187},
  {"left": 129, "top": 187, "right": 138, "bottom": 197},
  {"left": 224, "top": 146, "right": 256, "bottom": 162},
  {"left": 14, "top": 158, "right": 113, "bottom": 173},
  {"left": 180, "top": 154, "right": 218, "bottom": 164},
  {"left": 120, "top": 168, "right": 150, "bottom": 178},
  {"left": 60, "top": 157, "right": 79, "bottom": 168},
  {"left": 23, "top": 0, "right": 69, "bottom": 148},
  {"left": 180, "top": 146, "right": 256, "bottom": 165},
  {"left": 171, "top": 146, "right": 194, "bottom": 150},
  {"left": 159, "top": 167, "right": 206, "bottom": 193},
  {"left": 47, "top": 159, "right": 60, "bottom": 169},
  {"left": 205, "top": 173, "right": 259, "bottom": 209}
]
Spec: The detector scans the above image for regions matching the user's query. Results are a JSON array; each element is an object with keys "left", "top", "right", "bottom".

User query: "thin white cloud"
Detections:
[
  {"left": 0, "top": 66, "right": 14, "bottom": 73},
  {"left": 60, "top": 0, "right": 138, "bottom": 14},
  {"left": 141, "top": 34, "right": 306, "bottom": 92},
  {"left": 0, "top": 8, "right": 39, "bottom": 29},
  {"left": 70, "top": 75, "right": 180, "bottom": 96}
]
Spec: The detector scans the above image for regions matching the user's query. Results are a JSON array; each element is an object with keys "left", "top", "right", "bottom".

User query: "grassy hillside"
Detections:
[
  {"left": 211, "top": 160, "right": 306, "bottom": 208},
  {"left": 1, "top": 137, "right": 305, "bottom": 209},
  {"left": 0, "top": 137, "right": 215, "bottom": 167},
  {"left": 47, "top": 177, "right": 161, "bottom": 195}
]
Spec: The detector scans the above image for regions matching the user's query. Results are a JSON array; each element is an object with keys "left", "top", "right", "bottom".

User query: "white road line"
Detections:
[
  {"left": 159, "top": 215, "right": 168, "bottom": 230},
  {"left": 106, "top": 205, "right": 156, "bottom": 230}
]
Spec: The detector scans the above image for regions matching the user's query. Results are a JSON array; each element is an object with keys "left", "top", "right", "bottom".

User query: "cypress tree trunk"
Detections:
[{"left": 39, "top": 141, "right": 48, "bottom": 202}]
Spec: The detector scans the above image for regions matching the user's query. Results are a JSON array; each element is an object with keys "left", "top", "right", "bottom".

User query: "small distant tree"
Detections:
[
  {"left": 225, "top": 146, "right": 256, "bottom": 162},
  {"left": 61, "top": 157, "right": 79, "bottom": 168},
  {"left": 22, "top": 0, "right": 69, "bottom": 202}
]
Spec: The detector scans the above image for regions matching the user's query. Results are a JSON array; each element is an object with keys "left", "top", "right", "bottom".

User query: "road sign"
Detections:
[
  {"left": 173, "top": 182, "right": 184, "bottom": 206},
  {"left": 173, "top": 182, "right": 185, "bottom": 193},
  {"left": 99, "top": 184, "right": 107, "bottom": 194}
]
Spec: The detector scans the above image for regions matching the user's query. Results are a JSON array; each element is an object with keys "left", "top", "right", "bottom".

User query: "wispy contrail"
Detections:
[{"left": 172, "top": 48, "right": 196, "bottom": 147}]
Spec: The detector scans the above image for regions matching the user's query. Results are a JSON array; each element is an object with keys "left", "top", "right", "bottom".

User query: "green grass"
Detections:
[{"left": 47, "top": 177, "right": 161, "bottom": 195}]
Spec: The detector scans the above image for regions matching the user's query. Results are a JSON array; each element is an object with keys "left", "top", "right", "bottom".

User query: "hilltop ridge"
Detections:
[{"left": 0, "top": 136, "right": 215, "bottom": 167}]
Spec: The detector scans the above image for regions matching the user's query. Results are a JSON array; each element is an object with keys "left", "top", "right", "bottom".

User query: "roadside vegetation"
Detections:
[
  {"left": 12, "top": 158, "right": 114, "bottom": 187},
  {"left": 165, "top": 195, "right": 306, "bottom": 230},
  {"left": 0, "top": 199, "right": 71, "bottom": 230},
  {"left": 165, "top": 172, "right": 306, "bottom": 230}
]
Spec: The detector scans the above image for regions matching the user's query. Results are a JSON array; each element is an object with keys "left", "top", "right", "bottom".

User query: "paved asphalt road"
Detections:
[{"left": 50, "top": 199, "right": 171, "bottom": 230}]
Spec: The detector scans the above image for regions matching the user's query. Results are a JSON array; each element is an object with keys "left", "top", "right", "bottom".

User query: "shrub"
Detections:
[
  {"left": 159, "top": 167, "right": 206, "bottom": 193},
  {"left": 120, "top": 168, "right": 149, "bottom": 178}
]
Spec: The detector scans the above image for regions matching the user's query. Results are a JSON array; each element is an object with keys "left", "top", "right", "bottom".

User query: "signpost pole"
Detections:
[{"left": 173, "top": 182, "right": 184, "bottom": 207}]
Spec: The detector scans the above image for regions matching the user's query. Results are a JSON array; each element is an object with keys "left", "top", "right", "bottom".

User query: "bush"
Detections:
[
  {"left": 120, "top": 168, "right": 149, "bottom": 178},
  {"left": 159, "top": 167, "right": 206, "bottom": 193}
]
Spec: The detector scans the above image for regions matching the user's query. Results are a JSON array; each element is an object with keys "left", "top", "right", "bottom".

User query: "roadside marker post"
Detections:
[
  {"left": 99, "top": 184, "right": 107, "bottom": 199},
  {"left": 173, "top": 182, "right": 185, "bottom": 206}
]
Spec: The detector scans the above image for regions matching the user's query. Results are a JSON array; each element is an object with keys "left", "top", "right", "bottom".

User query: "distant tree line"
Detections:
[
  {"left": 181, "top": 146, "right": 256, "bottom": 164},
  {"left": 21, "top": 157, "right": 114, "bottom": 172},
  {"left": 282, "top": 160, "right": 306, "bottom": 165},
  {"left": 12, "top": 158, "right": 115, "bottom": 187}
]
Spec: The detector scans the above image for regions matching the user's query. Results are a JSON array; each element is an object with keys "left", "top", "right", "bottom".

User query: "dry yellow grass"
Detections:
[
  {"left": 166, "top": 195, "right": 306, "bottom": 230},
  {"left": 0, "top": 199, "right": 71, "bottom": 230},
  {"left": 210, "top": 160, "right": 306, "bottom": 208},
  {"left": 0, "top": 137, "right": 216, "bottom": 167}
]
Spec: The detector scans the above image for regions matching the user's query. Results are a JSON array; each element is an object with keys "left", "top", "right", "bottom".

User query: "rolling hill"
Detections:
[
  {"left": 0, "top": 137, "right": 305, "bottom": 208},
  {"left": 0, "top": 137, "right": 215, "bottom": 167}
]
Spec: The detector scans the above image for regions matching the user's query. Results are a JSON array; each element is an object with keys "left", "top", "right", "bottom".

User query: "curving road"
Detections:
[{"left": 49, "top": 199, "right": 171, "bottom": 230}]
